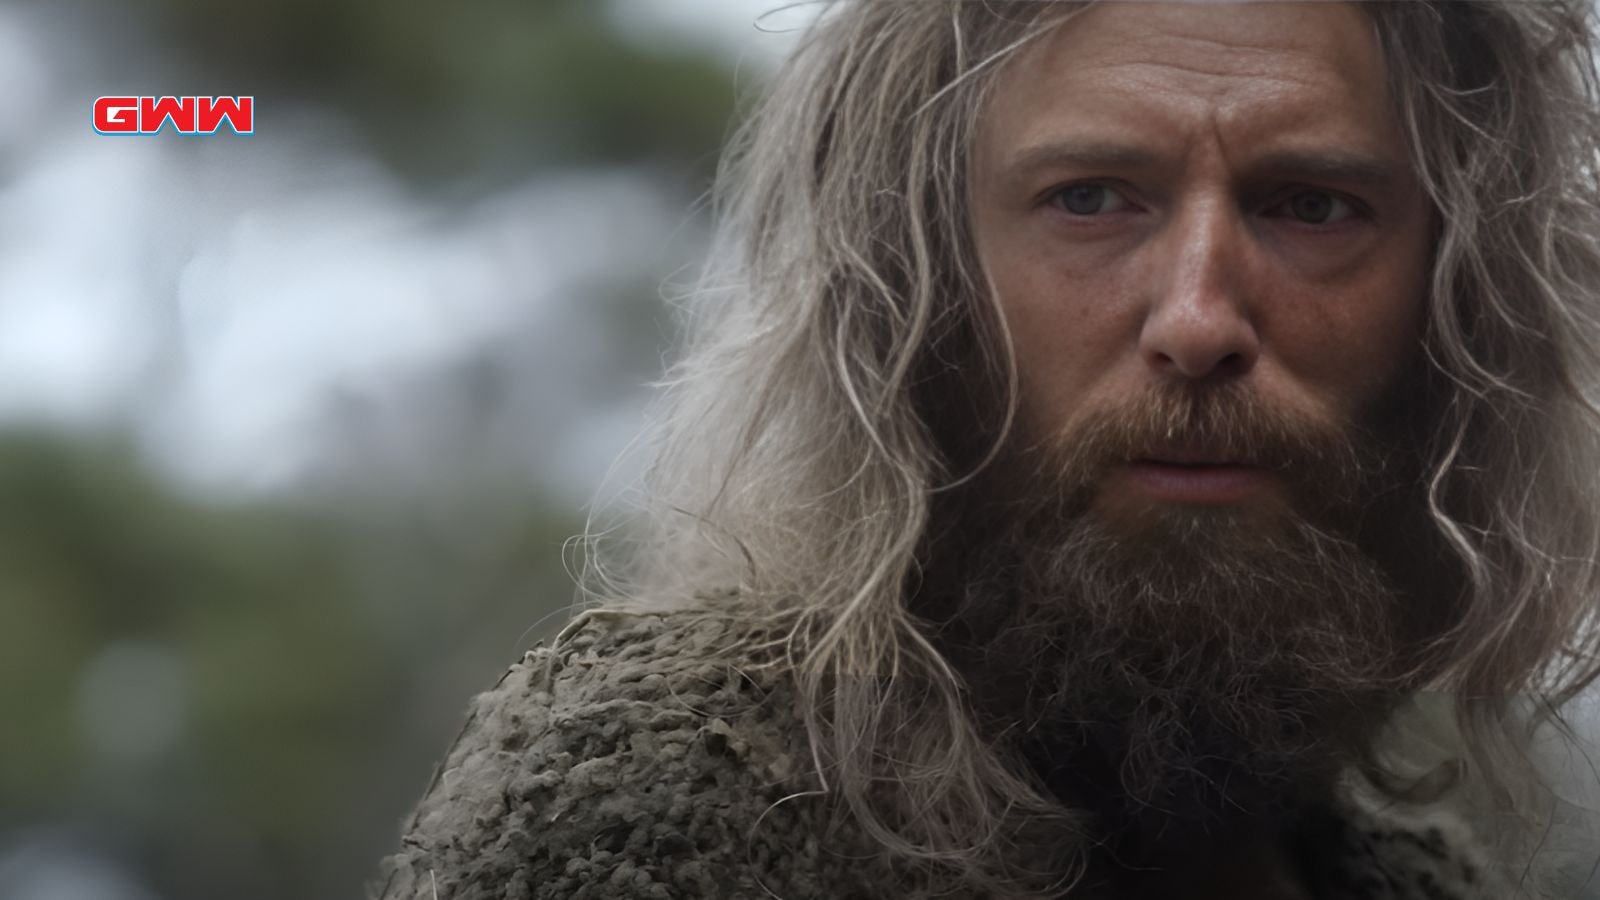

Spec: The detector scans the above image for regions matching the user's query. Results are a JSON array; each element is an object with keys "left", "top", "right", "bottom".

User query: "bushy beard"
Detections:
[{"left": 920, "top": 380, "right": 1437, "bottom": 856}]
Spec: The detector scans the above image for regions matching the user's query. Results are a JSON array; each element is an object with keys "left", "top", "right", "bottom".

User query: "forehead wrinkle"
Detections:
[
  {"left": 1018, "top": 2, "right": 1380, "bottom": 110},
  {"left": 1080, "top": 57, "right": 1343, "bottom": 111},
  {"left": 1144, "top": 21, "right": 1333, "bottom": 56},
  {"left": 980, "top": 2, "right": 1404, "bottom": 194},
  {"left": 1074, "top": 56, "right": 1378, "bottom": 145},
  {"left": 1099, "top": 41, "right": 1320, "bottom": 83}
]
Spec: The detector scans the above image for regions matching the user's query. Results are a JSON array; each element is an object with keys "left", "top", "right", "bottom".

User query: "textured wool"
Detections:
[{"left": 371, "top": 609, "right": 1495, "bottom": 899}]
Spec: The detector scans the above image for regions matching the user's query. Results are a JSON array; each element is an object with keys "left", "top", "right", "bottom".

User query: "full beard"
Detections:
[{"left": 917, "top": 378, "right": 1447, "bottom": 864}]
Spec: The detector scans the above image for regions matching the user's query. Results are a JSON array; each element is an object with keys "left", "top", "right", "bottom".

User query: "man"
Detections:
[{"left": 374, "top": 2, "right": 1600, "bottom": 897}]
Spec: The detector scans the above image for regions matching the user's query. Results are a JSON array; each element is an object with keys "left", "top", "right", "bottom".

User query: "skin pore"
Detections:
[{"left": 961, "top": 4, "right": 1436, "bottom": 897}]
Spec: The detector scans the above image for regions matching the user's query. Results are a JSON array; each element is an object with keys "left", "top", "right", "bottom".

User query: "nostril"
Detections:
[
  {"left": 1151, "top": 347, "right": 1253, "bottom": 381},
  {"left": 1214, "top": 351, "right": 1249, "bottom": 376},
  {"left": 1139, "top": 310, "right": 1260, "bottom": 380}
]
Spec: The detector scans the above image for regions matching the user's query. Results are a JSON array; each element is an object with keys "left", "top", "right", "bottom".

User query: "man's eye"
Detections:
[
  {"left": 1051, "top": 183, "right": 1131, "bottom": 216},
  {"left": 1279, "top": 191, "right": 1358, "bottom": 225}
]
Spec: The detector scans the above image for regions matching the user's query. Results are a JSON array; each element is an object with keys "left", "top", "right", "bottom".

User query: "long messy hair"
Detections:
[{"left": 587, "top": 2, "right": 1600, "bottom": 894}]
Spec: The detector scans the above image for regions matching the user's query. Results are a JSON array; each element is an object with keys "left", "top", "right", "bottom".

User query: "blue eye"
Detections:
[
  {"left": 1053, "top": 183, "right": 1131, "bottom": 216},
  {"left": 1283, "top": 191, "right": 1357, "bottom": 225}
]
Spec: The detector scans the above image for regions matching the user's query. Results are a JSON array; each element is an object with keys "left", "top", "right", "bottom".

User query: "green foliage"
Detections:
[
  {"left": 148, "top": 0, "right": 744, "bottom": 181},
  {"left": 0, "top": 1, "right": 739, "bottom": 894},
  {"left": 0, "top": 430, "right": 582, "bottom": 898}
]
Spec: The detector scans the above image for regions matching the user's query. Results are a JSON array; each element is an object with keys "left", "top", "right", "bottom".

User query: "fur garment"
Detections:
[{"left": 371, "top": 610, "right": 1495, "bottom": 899}]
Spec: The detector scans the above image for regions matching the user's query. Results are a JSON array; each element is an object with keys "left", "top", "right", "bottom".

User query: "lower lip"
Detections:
[{"left": 1124, "top": 461, "right": 1274, "bottom": 504}]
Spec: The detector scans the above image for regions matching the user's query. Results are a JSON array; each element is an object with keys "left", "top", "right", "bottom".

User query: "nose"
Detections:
[{"left": 1138, "top": 196, "right": 1261, "bottom": 382}]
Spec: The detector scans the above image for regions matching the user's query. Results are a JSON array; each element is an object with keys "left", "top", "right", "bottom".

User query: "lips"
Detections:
[{"left": 1123, "top": 457, "right": 1274, "bottom": 504}]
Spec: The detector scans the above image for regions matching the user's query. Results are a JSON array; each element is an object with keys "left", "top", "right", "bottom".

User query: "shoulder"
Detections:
[{"left": 370, "top": 607, "right": 875, "bottom": 900}]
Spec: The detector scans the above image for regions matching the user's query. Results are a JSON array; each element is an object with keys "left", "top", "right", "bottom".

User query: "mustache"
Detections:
[{"left": 1019, "top": 382, "right": 1388, "bottom": 510}]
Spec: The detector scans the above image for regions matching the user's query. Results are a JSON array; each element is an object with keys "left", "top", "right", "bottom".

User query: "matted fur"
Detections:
[{"left": 582, "top": 2, "right": 1600, "bottom": 895}]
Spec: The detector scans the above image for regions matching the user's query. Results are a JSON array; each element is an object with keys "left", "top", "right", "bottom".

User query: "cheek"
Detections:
[
  {"left": 1269, "top": 256, "right": 1429, "bottom": 414},
  {"left": 983, "top": 243, "right": 1137, "bottom": 434}
]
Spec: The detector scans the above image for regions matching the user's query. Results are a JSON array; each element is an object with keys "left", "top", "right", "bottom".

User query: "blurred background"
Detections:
[
  {"left": 0, "top": 1, "right": 811, "bottom": 897},
  {"left": 5, "top": 2, "right": 1600, "bottom": 899}
]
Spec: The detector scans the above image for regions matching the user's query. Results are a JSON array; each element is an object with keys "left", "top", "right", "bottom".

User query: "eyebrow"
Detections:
[
  {"left": 1251, "top": 148, "right": 1404, "bottom": 189},
  {"left": 999, "top": 139, "right": 1404, "bottom": 190},
  {"left": 1001, "top": 140, "right": 1165, "bottom": 180}
]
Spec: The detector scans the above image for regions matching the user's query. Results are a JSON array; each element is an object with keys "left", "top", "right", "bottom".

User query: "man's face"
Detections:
[
  {"left": 970, "top": 1, "right": 1433, "bottom": 532},
  {"left": 948, "top": 2, "right": 1444, "bottom": 837}
]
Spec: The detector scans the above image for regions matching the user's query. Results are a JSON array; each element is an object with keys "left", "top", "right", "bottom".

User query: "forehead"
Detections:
[{"left": 980, "top": 2, "right": 1399, "bottom": 170}]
